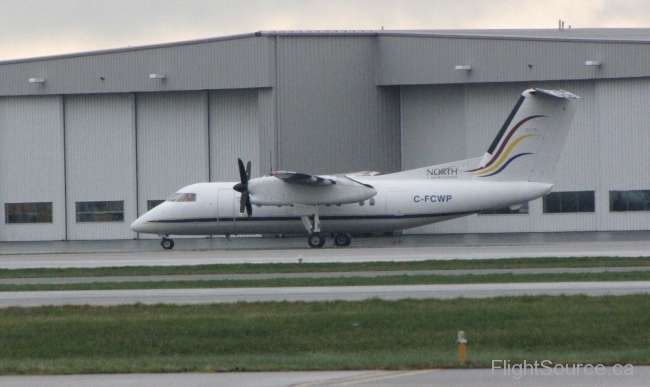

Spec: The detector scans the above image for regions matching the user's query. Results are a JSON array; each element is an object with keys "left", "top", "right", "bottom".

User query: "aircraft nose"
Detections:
[{"left": 130, "top": 216, "right": 148, "bottom": 233}]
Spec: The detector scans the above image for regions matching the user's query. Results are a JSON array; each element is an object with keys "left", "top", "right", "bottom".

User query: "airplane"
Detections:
[{"left": 130, "top": 88, "right": 579, "bottom": 249}]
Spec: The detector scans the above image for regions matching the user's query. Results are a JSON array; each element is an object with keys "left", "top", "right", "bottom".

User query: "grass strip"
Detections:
[
  {"left": 1, "top": 256, "right": 650, "bottom": 279},
  {"left": 2, "top": 271, "right": 650, "bottom": 291},
  {"left": 0, "top": 295, "right": 649, "bottom": 374}
]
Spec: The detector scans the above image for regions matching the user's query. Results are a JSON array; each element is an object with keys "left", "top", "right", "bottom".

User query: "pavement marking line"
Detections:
[
  {"left": 331, "top": 369, "right": 439, "bottom": 386},
  {"left": 292, "top": 371, "right": 387, "bottom": 387}
]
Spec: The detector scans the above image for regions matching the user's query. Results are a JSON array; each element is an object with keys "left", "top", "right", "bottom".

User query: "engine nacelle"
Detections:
[{"left": 248, "top": 176, "right": 376, "bottom": 206}]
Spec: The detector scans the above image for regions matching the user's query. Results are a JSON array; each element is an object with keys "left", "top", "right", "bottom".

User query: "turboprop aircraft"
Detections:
[{"left": 131, "top": 88, "right": 579, "bottom": 249}]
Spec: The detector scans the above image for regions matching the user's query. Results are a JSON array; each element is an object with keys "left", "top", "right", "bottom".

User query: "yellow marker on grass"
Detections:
[{"left": 457, "top": 331, "right": 467, "bottom": 363}]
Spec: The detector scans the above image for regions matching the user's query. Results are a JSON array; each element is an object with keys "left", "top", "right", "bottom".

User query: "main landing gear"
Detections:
[
  {"left": 298, "top": 207, "right": 352, "bottom": 248},
  {"left": 307, "top": 232, "right": 326, "bottom": 248},
  {"left": 300, "top": 211, "right": 325, "bottom": 248},
  {"left": 306, "top": 232, "right": 352, "bottom": 248},
  {"left": 161, "top": 237, "right": 175, "bottom": 250},
  {"left": 333, "top": 232, "right": 352, "bottom": 247}
]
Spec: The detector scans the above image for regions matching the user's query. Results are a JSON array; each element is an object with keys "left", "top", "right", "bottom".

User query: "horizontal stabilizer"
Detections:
[{"left": 530, "top": 88, "right": 579, "bottom": 99}]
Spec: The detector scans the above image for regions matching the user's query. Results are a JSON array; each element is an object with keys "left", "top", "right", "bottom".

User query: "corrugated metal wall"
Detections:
[
  {"left": 136, "top": 91, "right": 210, "bottom": 223},
  {"left": 276, "top": 36, "right": 401, "bottom": 174},
  {"left": 378, "top": 36, "right": 650, "bottom": 85},
  {"left": 0, "top": 96, "right": 65, "bottom": 241},
  {"left": 64, "top": 94, "right": 137, "bottom": 240},
  {"left": 401, "top": 79, "right": 650, "bottom": 234},
  {"left": 596, "top": 78, "right": 650, "bottom": 231},
  {"left": 0, "top": 36, "right": 274, "bottom": 96},
  {"left": 209, "top": 89, "right": 260, "bottom": 181}
]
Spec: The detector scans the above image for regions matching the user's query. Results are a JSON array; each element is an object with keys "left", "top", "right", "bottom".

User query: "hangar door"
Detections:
[
  {"left": 0, "top": 96, "right": 65, "bottom": 241},
  {"left": 209, "top": 89, "right": 260, "bottom": 182},
  {"left": 64, "top": 94, "right": 137, "bottom": 240},
  {"left": 136, "top": 91, "right": 209, "bottom": 239}
]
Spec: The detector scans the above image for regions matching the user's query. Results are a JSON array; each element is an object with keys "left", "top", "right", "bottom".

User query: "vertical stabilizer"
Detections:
[{"left": 467, "top": 88, "right": 579, "bottom": 183}]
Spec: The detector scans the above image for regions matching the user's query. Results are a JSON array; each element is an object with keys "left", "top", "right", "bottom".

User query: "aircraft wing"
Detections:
[{"left": 271, "top": 171, "right": 336, "bottom": 186}]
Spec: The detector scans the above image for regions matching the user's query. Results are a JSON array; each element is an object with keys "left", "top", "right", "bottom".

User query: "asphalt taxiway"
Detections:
[
  {"left": 1, "top": 231, "right": 650, "bottom": 269},
  {"left": 1, "top": 367, "right": 648, "bottom": 387}
]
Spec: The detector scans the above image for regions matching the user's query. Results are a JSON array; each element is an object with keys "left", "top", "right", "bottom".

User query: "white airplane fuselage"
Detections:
[
  {"left": 131, "top": 179, "right": 551, "bottom": 236},
  {"left": 130, "top": 87, "right": 579, "bottom": 248}
]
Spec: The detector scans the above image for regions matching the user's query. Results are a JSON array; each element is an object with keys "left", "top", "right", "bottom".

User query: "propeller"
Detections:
[{"left": 233, "top": 158, "right": 252, "bottom": 216}]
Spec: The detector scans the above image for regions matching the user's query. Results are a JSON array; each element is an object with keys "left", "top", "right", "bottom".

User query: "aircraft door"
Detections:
[{"left": 217, "top": 190, "right": 236, "bottom": 223}]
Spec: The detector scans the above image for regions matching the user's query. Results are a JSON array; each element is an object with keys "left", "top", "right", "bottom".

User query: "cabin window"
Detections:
[
  {"left": 5, "top": 202, "right": 53, "bottom": 224},
  {"left": 359, "top": 200, "right": 364, "bottom": 206},
  {"left": 147, "top": 200, "right": 165, "bottom": 211},
  {"left": 479, "top": 202, "right": 529, "bottom": 215},
  {"left": 76, "top": 201, "right": 124, "bottom": 222},
  {"left": 610, "top": 190, "right": 650, "bottom": 212},
  {"left": 543, "top": 191, "right": 595, "bottom": 213},
  {"left": 176, "top": 193, "right": 197, "bottom": 202},
  {"left": 369, "top": 198, "right": 376, "bottom": 206},
  {"left": 167, "top": 193, "right": 183, "bottom": 202}
]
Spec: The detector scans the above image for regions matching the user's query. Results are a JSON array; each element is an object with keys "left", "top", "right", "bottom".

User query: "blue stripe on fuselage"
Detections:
[{"left": 146, "top": 212, "right": 475, "bottom": 224}]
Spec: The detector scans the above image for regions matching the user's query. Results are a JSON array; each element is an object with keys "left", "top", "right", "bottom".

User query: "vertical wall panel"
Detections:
[
  {"left": 0, "top": 96, "right": 65, "bottom": 241},
  {"left": 209, "top": 89, "right": 260, "bottom": 182},
  {"left": 400, "top": 84, "right": 465, "bottom": 170},
  {"left": 64, "top": 94, "right": 136, "bottom": 240},
  {"left": 136, "top": 91, "right": 209, "bottom": 221},
  {"left": 258, "top": 88, "right": 278, "bottom": 175},
  {"left": 597, "top": 78, "right": 650, "bottom": 230},
  {"left": 277, "top": 36, "right": 400, "bottom": 175}
]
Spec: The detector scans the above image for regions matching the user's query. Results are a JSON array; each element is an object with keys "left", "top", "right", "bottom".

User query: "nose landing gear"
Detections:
[{"left": 161, "top": 237, "right": 175, "bottom": 250}]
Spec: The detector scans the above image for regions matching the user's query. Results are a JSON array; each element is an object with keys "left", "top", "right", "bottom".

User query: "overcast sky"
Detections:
[{"left": 1, "top": 0, "right": 649, "bottom": 61}]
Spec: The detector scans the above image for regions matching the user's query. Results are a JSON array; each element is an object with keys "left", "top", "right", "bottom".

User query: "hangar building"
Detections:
[{"left": 1, "top": 29, "right": 650, "bottom": 241}]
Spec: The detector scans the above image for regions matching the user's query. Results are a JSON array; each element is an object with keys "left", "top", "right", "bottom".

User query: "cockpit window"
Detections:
[
  {"left": 176, "top": 193, "right": 197, "bottom": 202},
  {"left": 167, "top": 193, "right": 183, "bottom": 202}
]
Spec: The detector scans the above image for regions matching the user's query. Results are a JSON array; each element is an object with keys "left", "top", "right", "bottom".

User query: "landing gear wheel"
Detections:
[
  {"left": 161, "top": 238, "right": 175, "bottom": 250},
  {"left": 307, "top": 233, "right": 326, "bottom": 248},
  {"left": 333, "top": 233, "right": 352, "bottom": 247}
]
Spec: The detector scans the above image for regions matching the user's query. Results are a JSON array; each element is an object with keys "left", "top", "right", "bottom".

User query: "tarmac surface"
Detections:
[
  {"left": 1, "top": 367, "right": 647, "bottom": 387},
  {"left": 1, "top": 231, "right": 650, "bottom": 269}
]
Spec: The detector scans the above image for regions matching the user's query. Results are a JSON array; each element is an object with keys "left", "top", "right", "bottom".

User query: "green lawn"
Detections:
[
  {"left": 0, "top": 295, "right": 649, "bottom": 374},
  {"left": 1, "top": 256, "right": 649, "bottom": 279},
  {"left": 1, "top": 270, "right": 650, "bottom": 291}
]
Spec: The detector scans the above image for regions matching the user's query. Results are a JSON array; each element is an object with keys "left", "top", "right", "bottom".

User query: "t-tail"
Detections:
[{"left": 467, "top": 88, "right": 579, "bottom": 183}]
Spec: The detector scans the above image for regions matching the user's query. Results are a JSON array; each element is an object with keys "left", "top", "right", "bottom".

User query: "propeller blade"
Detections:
[
  {"left": 235, "top": 158, "right": 253, "bottom": 216},
  {"left": 237, "top": 158, "right": 248, "bottom": 185},
  {"left": 239, "top": 192, "right": 248, "bottom": 215},
  {"left": 245, "top": 195, "right": 253, "bottom": 216}
]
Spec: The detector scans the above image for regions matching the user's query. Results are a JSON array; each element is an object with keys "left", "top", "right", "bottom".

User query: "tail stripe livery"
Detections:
[
  {"left": 478, "top": 152, "right": 533, "bottom": 177},
  {"left": 486, "top": 96, "right": 525, "bottom": 155},
  {"left": 468, "top": 88, "right": 579, "bottom": 182},
  {"left": 473, "top": 115, "right": 546, "bottom": 171}
]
